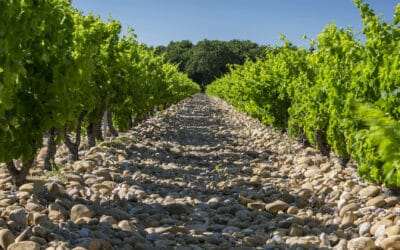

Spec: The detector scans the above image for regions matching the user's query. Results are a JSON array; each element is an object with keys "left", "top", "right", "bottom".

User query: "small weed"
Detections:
[
  {"left": 50, "top": 161, "right": 65, "bottom": 180},
  {"left": 284, "top": 145, "right": 292, "bottom": 154}
]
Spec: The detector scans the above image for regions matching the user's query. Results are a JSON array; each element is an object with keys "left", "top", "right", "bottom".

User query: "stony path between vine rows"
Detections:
[{"left": 1, "top": 94, "right": 400, "bottom": 250}]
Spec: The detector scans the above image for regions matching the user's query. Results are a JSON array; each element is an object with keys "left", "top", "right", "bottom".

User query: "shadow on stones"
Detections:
[
  {"left": 0, "top": 95, "right": 347, "bottom": 249},
  {"left": 103, "top": 94, "right": 341, "bottom": 249}
]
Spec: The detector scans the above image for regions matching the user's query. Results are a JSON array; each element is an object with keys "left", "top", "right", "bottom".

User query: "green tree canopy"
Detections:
[{"left": 156, "top": 39, "right": 266, "bottom": 89}]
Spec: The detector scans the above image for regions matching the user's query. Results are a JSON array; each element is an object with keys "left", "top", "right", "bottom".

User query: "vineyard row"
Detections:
[
  {"left": 207, "top": 0, "right": 400, "bottom": 187},
  {"left": 0, "top": 1, "right": 200, "bottom": 185}
]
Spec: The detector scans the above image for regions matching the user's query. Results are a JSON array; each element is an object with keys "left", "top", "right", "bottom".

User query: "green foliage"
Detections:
[
  {"left": 50, "top": 161, "right": 65, "bottom": 179},
  {"left": 225, "top": 40, "right": 266, "bottom": 65},
  {"left": 157, "top": 40, "right": 193, "bottom": 72},
  {"left": 0, "top": 0, "right": 78, "bottom": 163},
  {"left": 185, "top": 40, "right": 240, "bottom": 88},
  {"left": 0, "top": 1, "right": 199, "bottom": 184},
  {"left": 207, "top": 44, "right": 307, "bottom": 130},
  {"left": 355, "top": 105, "right": 400, "bottom": 187},
  {"left": 156, "top": 39, "right": 265, "bottom": 88},
  {"left": 207, "top": 0, "right": 400, "bottom": 186}
]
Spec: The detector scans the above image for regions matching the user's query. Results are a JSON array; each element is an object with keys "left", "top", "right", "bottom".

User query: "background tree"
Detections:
[
  {"left": 160, "top": 40, "right": 193, "bottom": 72},
  {"left": 185, "top": 40, "right": 239, "bottom": 89},
  {"left": 226, "top": 39, "right": 266, "bottom": 64},
  {"left": 156, "top": 39, "right": 266, "bottom": 89}
]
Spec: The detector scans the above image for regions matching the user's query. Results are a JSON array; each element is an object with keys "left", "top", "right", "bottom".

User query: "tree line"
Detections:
[{"left": 154, "top": 39, "right": 266, "bottom": 89}]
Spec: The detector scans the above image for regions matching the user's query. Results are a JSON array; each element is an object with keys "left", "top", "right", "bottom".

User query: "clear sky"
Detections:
[{"left": 71, "top": 0, "right": 398, "bottom": 48}]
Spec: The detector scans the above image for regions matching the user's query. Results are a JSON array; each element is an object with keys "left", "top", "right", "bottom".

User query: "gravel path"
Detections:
[{"left": 0, "top": 94, "right": 399, "bottom": 250}]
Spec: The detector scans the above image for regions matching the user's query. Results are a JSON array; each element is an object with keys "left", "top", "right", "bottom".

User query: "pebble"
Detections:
[
  {"left": 384, "top": 225, "right": 400, "bottom": 236},
  {"left": 0, "top": 229, "right": 15, "bottom": 249},
  {"left": 347, "top": 237, "right": 375, "bottom": 250},
  {"left": 285, "top": 236, "right": 320, "bottom": 248},
  {"left": 365, "top": 195, "right": 386, "bottom": 207},
  {"left": 118, "top": 220, "right": 136, "bottom": 232},
  {"left": 0, "top": 94, "right": 398, "bottom": 249},
  {"left": 70, "top": 204, "right": 94, "bottom": 222},
  {"left": 9, "top": 208, "right": 27, "bottom": 228},
  {"left": 358, "top": 222, "right": 371, "bottom": 236},
  {"left": 19, "top": 183, "right": 45, "bottom": 194},
  {"left": 370, "top": 219, "right": 393, "bottom": 235},
  {"left": 247, "top": 201, "right": 266, "bottom": 210},
  {"left": 8, "top": 241, "right": 41, "bottom": 250},
  {"left": 265, "top": 200, "right": 290, "bottom": 214},
  {"left": 358, "top": 186, "right": 380, "bottom": 198},
  {"left": 379, "top": 235, "right": 400, "bottom": 249},
  {"left": 339, "top": 203, "right": 359, "bottom": 217}
]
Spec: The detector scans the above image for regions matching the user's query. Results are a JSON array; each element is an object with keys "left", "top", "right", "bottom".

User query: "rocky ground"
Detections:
[{"left": 0, "top": 94, "right": 400, "bottom": 250}]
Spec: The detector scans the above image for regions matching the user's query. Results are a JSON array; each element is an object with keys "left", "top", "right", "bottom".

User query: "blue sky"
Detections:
[{"left": 72, "top": 0, "right": 398, "bottom": 48}]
